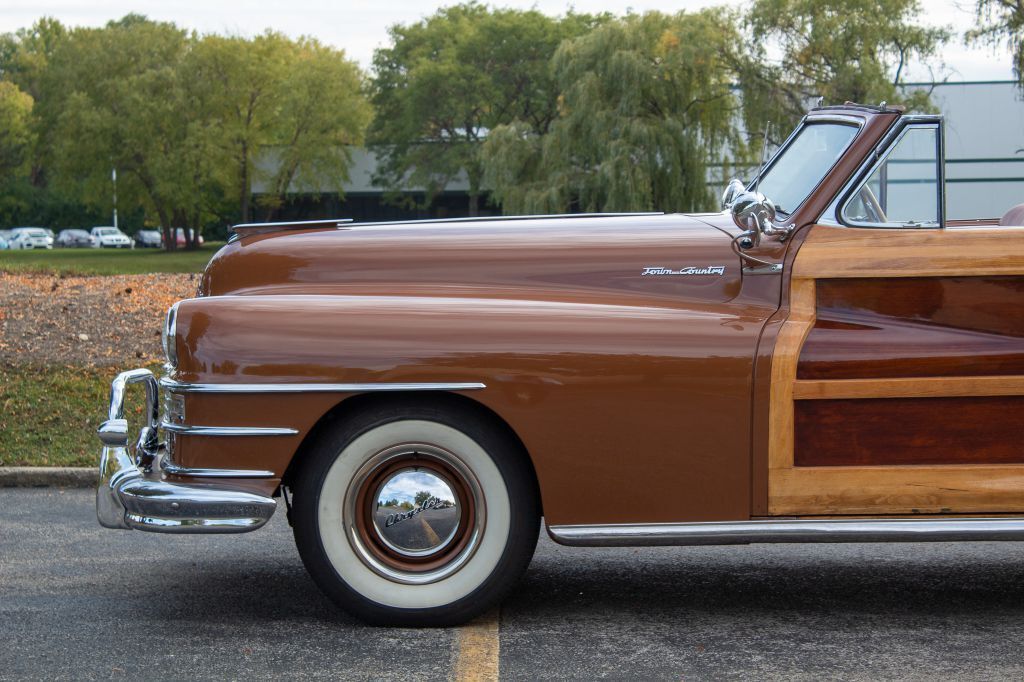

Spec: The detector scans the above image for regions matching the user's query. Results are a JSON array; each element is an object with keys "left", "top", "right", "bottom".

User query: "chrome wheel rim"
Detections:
[{"left": 344, "top": 442, "right": 486, "bottom": 585}]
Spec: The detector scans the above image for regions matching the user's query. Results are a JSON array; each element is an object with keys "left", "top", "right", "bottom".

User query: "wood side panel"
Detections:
[
  {"left": 768, "top": 224, "right": 1024, "bottom": 516},
  {"left": 798, "top": 277, "right": 1024, "bottom": 380},
  {"left": 794, "top": 396, "right": 1024, "bottom": 466}
]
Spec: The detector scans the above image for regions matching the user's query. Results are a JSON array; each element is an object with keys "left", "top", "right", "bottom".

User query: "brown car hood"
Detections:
[{"left": 201, "top": 213, "right": 741, "bottom": 305}]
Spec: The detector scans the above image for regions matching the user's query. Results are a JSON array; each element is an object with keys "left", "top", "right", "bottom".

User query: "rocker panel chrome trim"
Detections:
[
  {"left": 160, "top": 422, "right": 298, "bottom": 437},
  {"left": 547, "top": 518, "right": 1024, "bottom": 547},
  {"left": 160, "top": 378, "right": 487, "bottom": 394}
]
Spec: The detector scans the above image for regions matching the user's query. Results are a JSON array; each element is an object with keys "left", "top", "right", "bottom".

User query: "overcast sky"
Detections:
[{"left": 0, "top": 0, "right": 1013, "bottom": 82}]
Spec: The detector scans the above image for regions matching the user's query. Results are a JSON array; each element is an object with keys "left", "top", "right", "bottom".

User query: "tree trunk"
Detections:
[
  {"left": 239, "top": 142, "right": 251, "bottom": 223},
  {"left": 135, "top": 168, "right": 174, "bottom": 251},
  {"left": 171, "top": 210, "right": 187, "bottom": 250},
  {"left": 159, "top": 219, "right": 175, "bottom": 252},
  {"left": 468, "top": 171, "right": 481, "bottom": 217}
]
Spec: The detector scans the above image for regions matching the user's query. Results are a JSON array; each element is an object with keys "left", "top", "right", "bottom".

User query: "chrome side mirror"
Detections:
[
  {"left": 730, "top": 191, "right": 793, "bottom": 240},
  {"left": 721, "top": 178, "right": 745, "bottom": 209}
]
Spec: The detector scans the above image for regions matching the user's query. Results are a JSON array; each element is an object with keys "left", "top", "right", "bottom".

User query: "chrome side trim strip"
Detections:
[
  {"left": 548, "top": 518, "right": 1024, "bottom": 547},
  {"left": 161, "top": 422, "right": 298, "bottom": 437},
  {"left": 160, "top": 378, "right": 486, "bottom": 394},
  {"left": 160, "top": 460, "right": 276, "bottom": 479}
]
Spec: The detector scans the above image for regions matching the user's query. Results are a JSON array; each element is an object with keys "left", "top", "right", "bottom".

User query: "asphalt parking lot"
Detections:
[{"left": 2, "top": 488, "right": 1023, "bottom": 680}]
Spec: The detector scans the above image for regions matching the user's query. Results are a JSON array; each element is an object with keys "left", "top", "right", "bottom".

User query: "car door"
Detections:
[{"left": 767, "top": 117, "right": 1024, "bottom": 515}]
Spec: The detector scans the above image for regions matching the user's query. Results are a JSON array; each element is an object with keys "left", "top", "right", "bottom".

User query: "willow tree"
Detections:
[
  {"left": 741, "top": 0, "right": 950, "bottom": 136},
  {"left": 482, "top": 10, "right": 742, "bottom": 214},
  {"left": 968, "top": 1, "right": 1024, "bottom": 87},
  {"left": 369, "top": 3, "right": 606, "bottom": 215}
]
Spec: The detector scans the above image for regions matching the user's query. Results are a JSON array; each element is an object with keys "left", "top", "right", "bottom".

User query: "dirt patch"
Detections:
[{"left": 0, "top": 272, "right": 198, "bottom": 367}]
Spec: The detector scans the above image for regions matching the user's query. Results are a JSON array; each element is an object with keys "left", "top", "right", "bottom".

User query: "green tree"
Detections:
[
  {"left": 482, "top": 10, "right": 743, "bottom": 214},
  {"left": 0, "top": 81, "right": 35, "bottom": 221},
  {"left": 414, "top": 491, "right": 433, "bottom": 507},
  {"left": 0, "top": 17, "right": 67, "bottom": 102},
  {"left": 185, "top": 33, "right": 292, "bottom": 226},
  {"left": 0, "top": 81, "right": 33, "bottom": 174},
  {"left": 968, "top": 1, "right": 1024, "bottom": 87},
  {"left": 21, "top": 18, "right": 368, "bottom": 245},
  {"left": 38, "top": 15, "right": 191, "bottom": 245},
  {"left": 1, "top": 17, "right": 70, "bottom": 223},
  {"left": 255, "top": 38, "right": 372, "bottom": 221},
  {"left": 742, "top": 0, "right": 950, "bottom": 136},
  {"left": 186, "top": 33, "right": 370, "bottom": 225},
  {"left": 369, "top": 3, "right": 605, "bottom": 215}
]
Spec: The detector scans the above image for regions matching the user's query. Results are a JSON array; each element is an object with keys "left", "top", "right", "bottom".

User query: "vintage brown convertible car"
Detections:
[{"left": 96, "top": 104, "right": 1024, "bottom": 626}]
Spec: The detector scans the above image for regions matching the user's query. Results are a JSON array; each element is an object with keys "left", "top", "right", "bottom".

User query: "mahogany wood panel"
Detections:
[
  {"left": 794, "top": 396, "right": 1024, "bottom": 466},
  {"left": 798, "top": 276, "right": 1024, "bottom": 379}
]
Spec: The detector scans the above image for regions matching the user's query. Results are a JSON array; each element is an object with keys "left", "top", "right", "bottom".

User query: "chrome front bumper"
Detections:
[{"left": 96, "top": 369, "right": 276, "bottom": 533}]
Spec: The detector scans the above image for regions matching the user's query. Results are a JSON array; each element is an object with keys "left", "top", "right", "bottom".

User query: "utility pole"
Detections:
[{"left": 112, "top": 168, "right": 118, "bottom": 229}]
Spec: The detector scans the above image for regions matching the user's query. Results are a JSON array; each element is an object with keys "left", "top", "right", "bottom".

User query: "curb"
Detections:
[{"left": 0, "top": 467, "right": 97, "bottom": 488}]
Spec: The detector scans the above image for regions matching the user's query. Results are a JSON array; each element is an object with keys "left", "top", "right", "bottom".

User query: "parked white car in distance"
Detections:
[
  {"left": 8, "top": 227, "right": 54, "bottom": 250},
  {"left": 90, "top": 226, "right": 133, "bottom": 249}
]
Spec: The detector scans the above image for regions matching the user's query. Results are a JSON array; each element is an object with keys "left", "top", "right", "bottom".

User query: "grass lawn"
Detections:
[
  {"left": 0, "top": 363, "right": 162, "bottom": 467},
  {"left": 0, "top": 242, "right": 225, "bottom": 276}
]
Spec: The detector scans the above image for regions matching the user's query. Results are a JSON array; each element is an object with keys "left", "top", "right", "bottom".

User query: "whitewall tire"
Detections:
[{"left": 292, "top": 401, "right": 539, "bottom": 626}]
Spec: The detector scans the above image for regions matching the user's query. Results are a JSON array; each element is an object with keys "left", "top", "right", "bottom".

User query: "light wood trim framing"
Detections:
[
  {"left": 793, "top": 225, "right": 1024, "bottom": 279},
  {"left": 768, "top": 278, "right": 816, "bottom": 473},
  {"left": 793, "top": 375, "right": 1024, "bottom": 400},
  {"left": 768, "top": 225, "right": 1024, "bottom": 515},
  {"left": 771, "top": 465, "right": 1024, "bottom": 515}
]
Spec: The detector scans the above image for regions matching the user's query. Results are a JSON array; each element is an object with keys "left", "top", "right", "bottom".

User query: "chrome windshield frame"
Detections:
[{"left": 748, "top": 113, "right": 866, "bottom": 220}]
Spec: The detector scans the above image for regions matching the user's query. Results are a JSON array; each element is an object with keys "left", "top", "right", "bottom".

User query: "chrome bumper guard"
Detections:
[{"left": 96, "top": 369, "right": 276, "bottom": 533}]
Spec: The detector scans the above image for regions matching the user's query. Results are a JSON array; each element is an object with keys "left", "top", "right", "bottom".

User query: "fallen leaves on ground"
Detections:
[{"left": 0, "top": 272, "right": 197, "bottom": 367}]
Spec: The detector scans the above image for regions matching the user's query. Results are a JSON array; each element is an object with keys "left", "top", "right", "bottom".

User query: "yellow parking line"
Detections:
[
  {"left": 419, "top": 515, "right": 442, "bottom": 546},
  {"left": 453, "top": 608, "right": 500, "bottom": 681}
]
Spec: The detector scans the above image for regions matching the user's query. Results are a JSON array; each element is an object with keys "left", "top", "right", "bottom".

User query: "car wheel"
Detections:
[{"left": 292, "top": 402, "right": 539, "bottom": 626}]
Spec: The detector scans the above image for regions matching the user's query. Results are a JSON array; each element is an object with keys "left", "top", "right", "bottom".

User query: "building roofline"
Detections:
[{"left": 901, "top": 79, "right": 1020, "bottom": 87}]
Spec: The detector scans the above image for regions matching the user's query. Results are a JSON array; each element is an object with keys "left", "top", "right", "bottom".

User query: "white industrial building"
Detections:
[{"left": 918, "top": 81, "right": 1024, "bottom": 220}]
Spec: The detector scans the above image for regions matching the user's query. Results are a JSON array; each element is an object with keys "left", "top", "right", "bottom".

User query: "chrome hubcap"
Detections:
[
  {"left": 371, "top": 468, "right": 462, "bottom": 557},
  {"left": 344, "top": 443, "right": 485, "bottom": 585}
]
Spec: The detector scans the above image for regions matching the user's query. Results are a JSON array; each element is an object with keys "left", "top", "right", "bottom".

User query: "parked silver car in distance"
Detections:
[
  {"left": 90, "top": 226, "right": 133, "bottom": 249},
  {"left": 134, "top": 229, "right": 163, "bottom": 248},
  {"left": 56, "top": 229, "right": 95, "bottom": 248},
  {"left": 8, "top": 227, "right": 54, "bottom": 250}
]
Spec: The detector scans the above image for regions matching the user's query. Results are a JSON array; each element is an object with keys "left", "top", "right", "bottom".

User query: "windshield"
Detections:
[
  {"left": 27, "top": 229, "right": 47, "bottom": 237},
  {"left": 756, "top": 122, "right": 859, "bottom": 216},
  {"left": 96, "top": 228, "right": 118, "bottom": 235}
]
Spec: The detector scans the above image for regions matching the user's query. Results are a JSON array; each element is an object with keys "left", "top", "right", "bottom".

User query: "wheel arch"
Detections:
[{"left": 280, "top": 390, "right": 541, "bottom": 515}]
